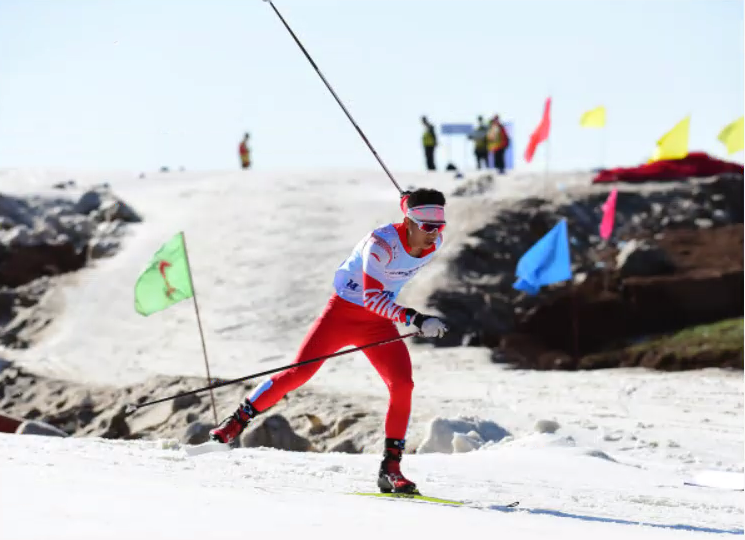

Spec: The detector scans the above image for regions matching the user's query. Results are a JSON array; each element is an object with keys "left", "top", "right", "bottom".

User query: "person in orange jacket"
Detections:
[
  {"left": 239, "top": 133, "right": 251, "bottom": 169},
  {"left": 486, "top": 115, "right": 509, "bottom": 174}
]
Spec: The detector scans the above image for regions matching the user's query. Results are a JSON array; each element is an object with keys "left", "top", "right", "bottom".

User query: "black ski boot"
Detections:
[{"left": 377, "top": 438, "right": 419, "bottom": 494}]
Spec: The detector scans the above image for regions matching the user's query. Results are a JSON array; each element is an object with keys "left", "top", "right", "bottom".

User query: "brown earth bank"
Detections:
[
  {"left": 0, "top": 361, "right": 390, "bottom": 453},
  {"left": 1, "top": 184, "right": 141, "bottom": 348},
  {"left": 424, "top": 174, "right": 744, "bottom": 370}
]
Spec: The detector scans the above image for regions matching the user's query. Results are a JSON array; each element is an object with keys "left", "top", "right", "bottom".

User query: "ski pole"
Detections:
[
  {"left": 124, "top": 331, "right": 419, "bottom": 415},
  {"left": 263, "top": 0, "right": 404, "bottom": 195}
]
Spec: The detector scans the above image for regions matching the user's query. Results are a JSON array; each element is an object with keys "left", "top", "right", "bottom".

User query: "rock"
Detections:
[
  {"left": 88, "top": 238, "right": 120, "bottom": 259},
  {"left": 100, "top": 406, "right": 131, "bottom": 439},
  {"left": 57, "top": 215, "right": 94, "bottom": 248},
  {"left": 0, "top": 194, "right": 32, "bottom": 227},
  {"left": 95, "top": 221, "right": 127, "bottom": 238},
  {"left": 332, "top": 414, "right": 361, "bottom": 437},
  {"left": 97, "top": 199, "right": 142, "bottom": 223},
  {"left": 0, "top": 239, "right": 87, "bottom": 287},
  {"left": 0, "top": 288, "right": 16, "bottom": 320},
  {"left": 74, "top": 188, "right": 141, "bottom": 223},
  {"left": 52, "top": 180, "right": 75, "bottom": 189},
  {"left": 616, "top": 239, "right": 675, "bottom": 278},
  {"left": 16, "top": 419, "right": 69, "bottom": 437},
  {"left": 0, "top": 225, "right": 35, "bottom": 247},
  {"left": 452, "top": 432, "right": 483, "bottom": 453},
  {"left": 172, "top": 393, "right": 201, "bottom": 413},
  {"left": 452, "top": 174, "right": 494, "bottom": 197},
  {"left": 75, "top": 190, "right": 105, "bottom": 215},
  {"left": 183, "top": 421, "right": 213, "bottom": 445},
  {"left": 417, "top": 416, "right": 511, "bottom": 454},
  {"left": 241, "top": 414, "right": 313, "bottom": 452},
  {"left": 328, "top": 439, "right": 360, "bottom": 454},
  {"left": 127, "top": 402, "right": 172, "bottom": 433},
  {"left": 534, "top": 419, "right": 561, "bottom": 434},
  {"left": 303, "top": 413, "right": 328, "bottom": 435}
]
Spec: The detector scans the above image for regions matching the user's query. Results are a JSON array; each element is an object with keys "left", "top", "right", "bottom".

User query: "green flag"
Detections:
[{"left": 135, "top": 232, "right": 194, "bottom": 316}]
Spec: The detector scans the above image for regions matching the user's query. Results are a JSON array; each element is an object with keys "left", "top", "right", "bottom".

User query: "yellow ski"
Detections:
[{"left": 352, "top": 492, "right": 464, "bottom": 506}]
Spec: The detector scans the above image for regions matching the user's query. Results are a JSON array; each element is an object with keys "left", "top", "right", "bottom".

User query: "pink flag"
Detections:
[{"left": 599, "top": 189, "right": 618, "bottom": 241}]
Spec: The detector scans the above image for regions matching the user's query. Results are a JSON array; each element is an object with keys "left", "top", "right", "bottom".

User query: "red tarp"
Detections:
[{"left": 593, "top": 152, "right": 744, "bottom": 184}]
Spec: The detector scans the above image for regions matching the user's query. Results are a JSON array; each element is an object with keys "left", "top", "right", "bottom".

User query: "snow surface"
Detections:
[
  {"left": 0, "top": 433, "right": 741, "bottom": 539},
  {"left": 0, "top": 166, "right": 742, "bottom": 537}
]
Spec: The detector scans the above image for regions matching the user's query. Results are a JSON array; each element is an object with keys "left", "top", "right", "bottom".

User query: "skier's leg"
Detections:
[
  {"left": 363, "top": 336, "right": 413, "bottom": 440},
  {"left": 362, "top": 325, "right": 418, "bottom": 494},
  {"left": 210, "top": 298, "right": 351, "bottom": 443}
]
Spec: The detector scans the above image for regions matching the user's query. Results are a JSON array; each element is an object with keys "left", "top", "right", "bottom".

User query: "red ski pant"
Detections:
[{"left": 248, "top": 294, "right": 414, "bottom": 440}]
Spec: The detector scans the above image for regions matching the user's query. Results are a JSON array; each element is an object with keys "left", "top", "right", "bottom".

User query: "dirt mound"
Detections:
[
  {"left": 1, "top": 185, "right": 141, "bottom": 348},
  {"left": 501, "top": 225, "right": 743, "bottom": 370},
  {"left": 0, "top": 362, "right": 389, "bottom": 453},
  {"left": 423, "top": 175, "right": 744, "bottom": 370}
]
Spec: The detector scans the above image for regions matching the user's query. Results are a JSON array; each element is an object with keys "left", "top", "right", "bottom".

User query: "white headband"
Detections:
[{"left": 406, "top": 204, "right": 445, "bottom": 223}]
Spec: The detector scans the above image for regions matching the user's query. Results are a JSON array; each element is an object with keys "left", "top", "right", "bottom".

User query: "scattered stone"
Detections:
[
  {"left": 16, "top": 419, "right": 69, "bottom": 437},
  {"left": 534, "top": 419, "right": 561, "bottom": 434},
  {"left": 183, "top": 421, "right": 213, "bottom": 445},
  {"left": 328, "top": 439, "right": 360, "bottom": 454},
  {"left": 616, "top": 239, "right": 675, "bottom": 278},
  {"left": 241, "top": 414, "right": 314, "bottom": 452},
  {"left": 172, "top": 393, "right": 201, "bottom": 413},
  {"left": 417, "top": 416, "right": 511, "bottom": 454}
]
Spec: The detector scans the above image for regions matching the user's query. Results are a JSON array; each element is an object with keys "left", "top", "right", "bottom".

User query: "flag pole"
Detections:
[
  {"left": 571, "top": 283, "right": 580, "bottom": 358},
  {"left": 544, "top": 136, "right": 551, "bottom": 193},
  {"left": 179, "top": 232, "right": 219, "bottom": 426}
]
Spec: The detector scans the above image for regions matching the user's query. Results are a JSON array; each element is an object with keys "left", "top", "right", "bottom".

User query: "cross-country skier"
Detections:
[{"left": 210, "top": 188, "right": 449, "bottom": 494}]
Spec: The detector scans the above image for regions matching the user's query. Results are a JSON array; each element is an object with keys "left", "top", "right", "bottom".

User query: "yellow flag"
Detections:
[
  {"left": 717, "top": 116, "right": 744, "bottom": 155},
  {"left": 580, "top": 106, "right": 606, "bottom": 128},
  {"left": 650, "top": 115, "right": 690, "bottom": 162}
]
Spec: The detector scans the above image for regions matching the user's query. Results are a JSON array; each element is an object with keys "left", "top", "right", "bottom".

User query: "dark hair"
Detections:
[{"left": 407, "top": 188, "right": 446, "bottom": 208}]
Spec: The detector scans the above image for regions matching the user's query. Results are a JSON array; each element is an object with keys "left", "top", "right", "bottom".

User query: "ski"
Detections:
[
  {"left": 352, "top": 492, "right": 519, "bottom": 509},
  {"left": 182, "top": 440, "right": 232, "bottom": 457},
  {"left": 352, "top": 492, "right": 464, "bottom": 505}
]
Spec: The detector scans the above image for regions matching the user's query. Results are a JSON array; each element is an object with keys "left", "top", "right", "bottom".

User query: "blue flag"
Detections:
[{"left": 513, "top": 219, "right": 573, "bottom": 295}]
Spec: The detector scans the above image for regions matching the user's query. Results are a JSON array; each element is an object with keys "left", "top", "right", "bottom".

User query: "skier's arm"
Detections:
[
  {"left": 360, "top": 236, "right": 448, "bottom": 337},
  {"left": 361, "top": 235, "right": 408, "bottom": 322}
]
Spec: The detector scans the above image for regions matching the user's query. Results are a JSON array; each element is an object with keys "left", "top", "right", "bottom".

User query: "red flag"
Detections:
[
  {"left": 599, "top": 188, "right": 618, "bottom": 241},
  {"left": 524, "top": 97, "right": 552, "bottom": 163}
]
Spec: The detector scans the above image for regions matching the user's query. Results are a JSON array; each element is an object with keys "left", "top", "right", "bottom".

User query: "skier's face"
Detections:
[{"left": 405, "top": 217, "right": 443, "bottom": 249}]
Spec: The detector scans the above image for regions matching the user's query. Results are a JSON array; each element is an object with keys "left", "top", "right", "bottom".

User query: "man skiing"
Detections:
[{"left": 210, "top": 188, "right": 449, "bottom": 494}]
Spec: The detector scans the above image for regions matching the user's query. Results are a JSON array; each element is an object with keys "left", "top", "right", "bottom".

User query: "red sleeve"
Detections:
[
  {"left": 362, "top": 272, "right": 408, "bottom": 323},
  {"left": 360, "top": 235, "right": 408, "bottom": 323}
]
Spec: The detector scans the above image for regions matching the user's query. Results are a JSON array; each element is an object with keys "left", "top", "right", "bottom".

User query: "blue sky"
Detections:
[{"left": 1, "top": 0, "right": 742, "bottom": 174}]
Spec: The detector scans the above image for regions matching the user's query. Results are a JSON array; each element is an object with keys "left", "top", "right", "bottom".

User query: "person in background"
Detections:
[
  {"left": 239, "top": 133, "right": 251, "bottom": 169},
  {"left": 469, "top": 115, "right": 489, "bottom": 169},
  {"left": 486, "top": 115, "right": 509, "bottom": 174},
  {"left": 421, "top": 116, "right": 437, "bottom": 171}
]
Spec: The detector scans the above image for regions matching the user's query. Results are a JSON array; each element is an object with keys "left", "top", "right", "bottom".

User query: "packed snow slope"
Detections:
[{"left": 0, "top": 432, "right": 742, "bottom": 540}]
